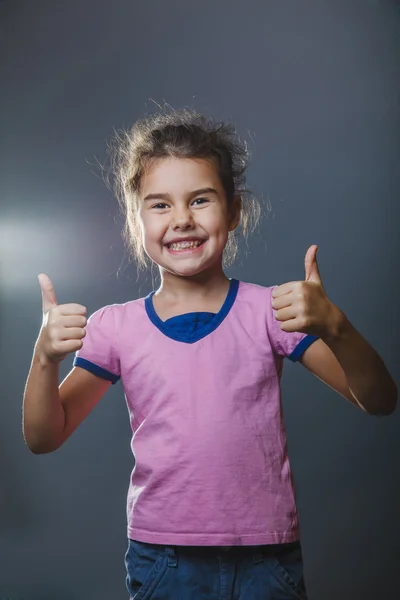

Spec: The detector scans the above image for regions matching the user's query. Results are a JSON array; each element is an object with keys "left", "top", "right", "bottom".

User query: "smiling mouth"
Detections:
[{"left": 165, "top": 239, "right": 206, "bottom": 254}]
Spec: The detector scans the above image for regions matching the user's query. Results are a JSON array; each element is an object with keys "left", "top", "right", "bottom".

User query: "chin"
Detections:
[
  {"left": 158, "top": 260, "right": 210, "bottom": 278},
  {"left": 167, "top": 266, "right": 206, "bottom": 277}
]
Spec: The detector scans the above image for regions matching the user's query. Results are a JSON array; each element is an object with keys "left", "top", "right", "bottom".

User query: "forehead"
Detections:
[{"left": 140, "top": 156, "right": 221, "bottom": 196}]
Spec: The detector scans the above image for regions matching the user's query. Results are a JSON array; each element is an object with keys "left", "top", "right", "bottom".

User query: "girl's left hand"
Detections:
[{"left": 271, "top": 245, "right": 339, "bottom": 338}]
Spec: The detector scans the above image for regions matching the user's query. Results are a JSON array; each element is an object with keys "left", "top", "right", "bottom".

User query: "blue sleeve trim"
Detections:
[
  {"left": 73, "top": 357, "right": 120, "bottom": 384},
  {"left": 288, "top": 334, "right": 319, "bottom": 362}
]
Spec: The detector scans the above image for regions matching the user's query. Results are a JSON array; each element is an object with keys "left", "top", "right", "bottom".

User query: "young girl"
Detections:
[{"left": 23, "top": 107, "right": 397, "bottom": 600}]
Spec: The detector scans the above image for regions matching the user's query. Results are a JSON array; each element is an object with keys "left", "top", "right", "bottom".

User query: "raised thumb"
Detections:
[{"left": 38, "top": 273, "right": 59, "bottom": 313}]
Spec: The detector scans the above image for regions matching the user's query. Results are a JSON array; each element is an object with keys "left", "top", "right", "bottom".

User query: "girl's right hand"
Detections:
[{"left": 36, "top": 273, "right": 88, "bottom": 363}]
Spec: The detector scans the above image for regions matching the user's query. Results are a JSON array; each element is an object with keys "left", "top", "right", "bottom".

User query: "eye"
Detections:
[{"left": 151, "top": 197, "right": 209, "bottom": 210}]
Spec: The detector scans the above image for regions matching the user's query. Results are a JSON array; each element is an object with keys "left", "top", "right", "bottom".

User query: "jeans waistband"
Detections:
[{"left": 151, "top": 541, "right": 301, "bottom": 557}]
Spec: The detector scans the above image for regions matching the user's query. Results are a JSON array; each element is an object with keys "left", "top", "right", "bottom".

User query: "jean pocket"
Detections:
[
  {"left": 125, "top": 539, "right": 168, "bottom": 599},
  {"left": 270, "top": 542, "right": 308, "bottom": 600}
]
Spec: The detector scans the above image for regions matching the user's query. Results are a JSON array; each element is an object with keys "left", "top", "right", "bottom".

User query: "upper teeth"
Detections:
[{"left": 168, "top": 240, "right": 202, "bottom": 250}]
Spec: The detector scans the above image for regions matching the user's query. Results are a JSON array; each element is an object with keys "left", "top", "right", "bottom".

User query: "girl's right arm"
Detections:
[
  {"left": 23, "top": 355, "right": 111, "bottom": 454},
  {"left": 23, "top": 274, "right": 111, "bottom": 454}
]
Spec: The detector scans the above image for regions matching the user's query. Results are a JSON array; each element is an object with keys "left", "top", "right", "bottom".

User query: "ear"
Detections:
[{"left": 228, "top": 195, "right": 242, "bottom": 231}]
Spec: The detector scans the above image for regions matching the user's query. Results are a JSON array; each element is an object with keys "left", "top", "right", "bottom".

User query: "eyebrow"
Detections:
[{"left": 143, "top": 187, "right": 219, "bottom": 202}]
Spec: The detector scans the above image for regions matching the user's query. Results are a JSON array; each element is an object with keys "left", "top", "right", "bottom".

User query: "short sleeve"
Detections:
[
  {"left": 73, "top": 305, "right": 121, "bottom": 384},
  {"left": 267, "top": 285, "right": 319, "bottom": 362}
]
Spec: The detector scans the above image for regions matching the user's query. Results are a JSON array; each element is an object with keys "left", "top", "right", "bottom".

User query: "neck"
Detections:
[{"left": 156, "top": 263, "right": 230, "bottom": 302}]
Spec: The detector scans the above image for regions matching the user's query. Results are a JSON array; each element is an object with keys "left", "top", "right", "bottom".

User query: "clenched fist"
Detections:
[{"left": 36, "top": 274, "right": 87, "bottom": 363}]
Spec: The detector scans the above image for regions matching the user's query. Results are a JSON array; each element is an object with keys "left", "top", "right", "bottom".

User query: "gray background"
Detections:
[{"left": 1, "top": 0, "right": 399, "bottom": 598}]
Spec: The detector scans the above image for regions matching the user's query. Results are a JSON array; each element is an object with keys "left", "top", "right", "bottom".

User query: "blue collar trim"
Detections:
[{"left": 144, "top": 279, "right": 240, "bottom": 344}]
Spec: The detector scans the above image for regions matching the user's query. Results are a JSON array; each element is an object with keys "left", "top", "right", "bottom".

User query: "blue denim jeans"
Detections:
[{"left": 125, "top": 538, "right": 308, "bottom": 599}]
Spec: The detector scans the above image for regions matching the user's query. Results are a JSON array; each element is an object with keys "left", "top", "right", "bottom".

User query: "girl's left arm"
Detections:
[
  {"left": 300, "top": 310, "right": 398, "bottom": 416},
  {"left": 326, "top": 310, "right": 398, "bottom": 416},
  {"left": 272, "top": 244, "right": 397, "bottom": 417}
]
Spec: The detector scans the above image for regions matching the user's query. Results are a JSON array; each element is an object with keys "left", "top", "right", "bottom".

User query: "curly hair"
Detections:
[{"left": 108, "top": 105, "right": 261, "bottom": 270}]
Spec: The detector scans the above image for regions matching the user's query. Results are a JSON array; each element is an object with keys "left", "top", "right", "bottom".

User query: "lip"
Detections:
[
  {"left": 164, "top": 237, "right": 206, "bottom": 246},
  {"left": 165, "top": 239, "right": 206, "bottom": 255}
]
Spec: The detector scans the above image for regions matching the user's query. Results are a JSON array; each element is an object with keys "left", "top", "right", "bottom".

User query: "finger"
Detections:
[
  {"left": 58, "top": 306, "right": 88, "bottom": 318},
  {"left": 273, "top": 306, "right": 297, "bottom": 321},
  {"left": 54, "top": 338, "right": 84, "bottom": 354},
  {"left": 59, "top": 315, "right": 87, "bottom": 328},
  {"left": 59, "top": 327, "right": 86, "bottom": 341},
  {"left": 272, "top": 283, "right": 297, "bottom": 298},
  {"left": 38, "top": 273, "right": 58, "bottom": 313},
  {"left": 271, "top": 294, "right": 292, "bottom": 310}
]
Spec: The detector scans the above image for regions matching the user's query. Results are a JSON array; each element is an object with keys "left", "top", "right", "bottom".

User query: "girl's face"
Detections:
[{"left": 138, "top": 156, "right": 239, "bottom": 278}]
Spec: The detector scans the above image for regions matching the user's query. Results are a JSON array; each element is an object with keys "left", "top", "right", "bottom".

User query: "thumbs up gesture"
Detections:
[
  {"left": 271, "top": 245, "right": 339, "bottom": 338},
  {"left": 36, "top": 274, "right": 87, "bottom": 363}
]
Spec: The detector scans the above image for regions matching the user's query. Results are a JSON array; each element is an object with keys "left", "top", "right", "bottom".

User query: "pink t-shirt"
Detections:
[{"left": 73, "top": 279, "right": 318, "bottom": 545}]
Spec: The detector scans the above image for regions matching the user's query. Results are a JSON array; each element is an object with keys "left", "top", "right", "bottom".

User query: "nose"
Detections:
[{"left": 171, "top": 205, "right": 194, "bottom": 231}]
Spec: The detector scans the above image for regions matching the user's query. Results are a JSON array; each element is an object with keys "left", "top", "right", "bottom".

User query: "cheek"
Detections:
[
  {"left": 139, "top": 215, "right": 163, "bottom": 243},
  {"left": 203, "top": 206, "right": 229, "bottom": 230}
]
